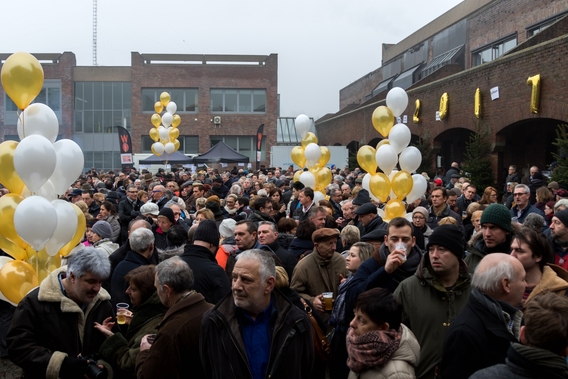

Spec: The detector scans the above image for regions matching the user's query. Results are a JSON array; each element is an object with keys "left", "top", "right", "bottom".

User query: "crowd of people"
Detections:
[{"left": 2, "top": 161, "right": 568, "bottom": 379}]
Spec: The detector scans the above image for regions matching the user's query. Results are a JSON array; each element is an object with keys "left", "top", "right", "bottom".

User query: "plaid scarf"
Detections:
[{"left": 346, "top": 327, "right": 402, "bottom": 373}]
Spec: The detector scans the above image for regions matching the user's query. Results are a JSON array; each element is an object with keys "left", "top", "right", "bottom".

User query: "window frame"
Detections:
[
  {"left": 141, "top": 88, "right": 199, "bottom": 113},
  {"left": 210, "top": 89, "right": 266, "bottom": 114}
]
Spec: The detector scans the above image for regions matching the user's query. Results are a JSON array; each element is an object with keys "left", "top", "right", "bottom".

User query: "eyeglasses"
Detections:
[
  {"left": 152, "top": 190, "right": 163, "bottom": 193},
  {"left": 412, "top": 215, "right": 425, "bottom": 220},
  {"left": 513, "top": 192, "right": 528, "bottom": 197},
  {"left": 128, "top": 191, "right": 137, "bottom": 193}
]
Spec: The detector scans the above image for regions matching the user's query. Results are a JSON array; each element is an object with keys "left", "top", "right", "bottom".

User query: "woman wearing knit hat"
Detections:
[
  {"left": 152, "top": 208, "right": 177, "bottom": 251},
  {"left": 411, "top": 206, "right": 432, "bottom": 248},
  {"left": 88, "top": 220, "right": 120, "bottom": 256}
]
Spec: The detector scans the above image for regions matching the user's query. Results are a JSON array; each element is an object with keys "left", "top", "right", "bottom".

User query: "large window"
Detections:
[
  {"left": 83, "top": 151, "right": 121, "bottom": 171},
  {"left": 141, "top": 135, "right": 199, "bottom": 154},
  {"left": 210, "top": 136, "right": 265, "bottom": 161},
  {"left": 210, "top": 89, "right": 266, "bottom": 113},
  {"left": 472, "top": 35, "right": 517, "bottom": 66},
  {"left": 141, "top": 88, "right": 198, "bottom": 113},
  {"left": 4, "top": 80, "right": 62, "bottom": 125},
  {"left": 74, "top": 82, "right": 131, "bottom": 133},
  {"left": 527, "top": 12, "right": 568, "bottom": 37}
]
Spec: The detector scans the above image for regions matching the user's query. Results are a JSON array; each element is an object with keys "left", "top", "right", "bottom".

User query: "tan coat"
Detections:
[{"left": 525, "top": 264, "right": 568, "bottom": 305}]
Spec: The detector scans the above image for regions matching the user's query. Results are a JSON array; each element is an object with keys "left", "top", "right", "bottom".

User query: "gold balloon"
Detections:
[
  {"left": 0, "top": 141, "right": 25, "bottom": 194},
  {"left": 0, "top": 260, "right": 38, "bottom": 304},
  {"left": 173, "top": 139, "right": 180, "bottom": 152},
  {"left": 151, "top": 113, "right": 162, "bottom": 128},
  {"left": 291, "top": 146, "right": 306, "bottom": 168},
  {"left": 160, "top": 92, "right": 171, "bottom": 107},
  {"left": 439, "top": 93, "right": 449, "bottom": 120},
  {"left": 318, "top": 146, "right": 330, "bottom": 167},
  {"left": 384, "top": 199, "right": 406, "bottom": 221},
  {"left": 315, "top": 183, "right": 326, "bottom": 193},
  {"left": 294, "top": 170, "right": 302, "bottom": 183},
  {"left": 0, "top": 194, "right": 29, "bottom": 249},
  {"left": 169, "top": 128, "right": 180, "bottom": 141},
  {"left": 151, "top": 144, "right": 163, "bottom": 157},
  {"left": 357, "top": 146, "right": 377, "bottom": 174},
  {"left": 149, "top": 128, "right": 159, "bottom": 142},
  {"left": 527, "top": 74, "right": 541, "bottom": 114},
  {"left": 376, "top": 139, "right": 390, "bottom": 150},
  {"left": 301, "top": 132, "right": 318, "bottom": 148},
  {"left": 58, "top": 204, "right": 86, "bottom": 257},
  {"left": 317, "top": 167, "right": 332, "bottom": 188},
  {"left": 413, "top": 99, "right": 421, "bottom": 124},
  {"left": 26, "top": 248, "right": 60, "bottom": 283},
  {"left": 1, "top": 52, "right": 44, "bottom": 110},
  {"left": 474, "top": 88, "right": 482, "bottom": 119},
  {"left": 172, "top": 114, "right": 181, "bottom": 128},
  {"left": 391, "top": 170, "right": 413, "bottom": 199},
  {"left": 0, "top": 234, "right": 27, "bottom": 261},
  {"left": 369, "top": 173, "right": 391, "bottom": 203},
  {"left": 154, "top": 101, "right": 164, "bottom": 114},
  {"left": 372, "top": 106, "right": 394, "bottom": 138}
]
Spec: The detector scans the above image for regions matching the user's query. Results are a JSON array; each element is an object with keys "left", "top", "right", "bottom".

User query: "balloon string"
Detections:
[
  {"left": 34, "top": 251, "right": 39, "bottom": 279},
  {"left": 17, "top": 110, "right": 25, "bottom": 138}
]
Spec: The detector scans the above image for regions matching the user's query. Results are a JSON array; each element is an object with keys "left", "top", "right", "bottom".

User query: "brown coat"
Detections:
[
  {"left": 525, "top": 264, "right": 568, "bottom": 305},
  {"left": 135, "top": 292, "right": 213, "bottom": 379}
]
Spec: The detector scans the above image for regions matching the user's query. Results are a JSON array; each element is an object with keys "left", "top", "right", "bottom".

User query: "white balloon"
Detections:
[
  {"left": 158, "top": 126, "right": 170, "bottom": 141},
  {"left": 14, "top": 135, "right": 57, "bottom": 192},
  {"left": 299, "top": 171, "right": 316, "bottom": 189},
  {"left": 313, "top": 191, "right": 325, "bottom": 204},
  {"left": 14, "top": 196, "right": 57, "bottom": 251},
  {"left": 45, "top": 200, "right": 78, "bottom": 257},
  {"left": 164, "top": 142, "right": 175, "bottom": 154},
  {"left": 50, "top": 139, "right": 85, "bottom": 195},
  {"left": 295, "top": 114, "right": 311, "bottom": 138},
  {"left": 166, "top": 102, "right": 177, "bottom": 114},
  {"left": 377, "top": 208, "right": 385, "bottom": 219},
  {"left": 362, "top": 173, "right": 372, "bottom": 193},
  {"left": 152, "top": 142, "right": 165, "bottom": 156},
  {"left": 399, "top": 146, "right": 422, "bottom": 173},
  {"left": 389, "top": 123, "right": 412, "bottom": 154},
  {"left": 406, "top": 174, "right": 428, "bottom": 204},
  {"left": 304, "top": 143, "right": 321, "bottom": 167},
  {"left": 162, "top": 112, "right": 173, "bottom": 127},
  {"left": 21, "top": 180, "right": 57, "bottom": 201},
  {"left": 0, "top": 257, "right": 17, "bottom": 306},
  {"left": 386, "top": 87, "right": 409, "bottom": 117},
  {"left": 376, "top": 144, "right": 398, "bottom": 175},
  {"left": 17, "top": 103, "right": 59, "bottom": 143},
  {"left": 404, "top": 212, "right": 413, "bottom": 222}
]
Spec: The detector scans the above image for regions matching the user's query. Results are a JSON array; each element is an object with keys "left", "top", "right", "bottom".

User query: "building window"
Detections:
[
  {"left": 210, "top": 89, "right": 266, "bottom": 113},
  {"left": 141, "top": 88, "right": 198, "bottom": 113},
  {"left": 74, "top": 82, "right": 131, "bottom": 133},
  {"left": 472, "top": 35, "right": 517, "bottom": 66},
  {"left": 210, "top": 136, "right": 265, "bottom": 161},
  {"left": 527, "top": 12, "right": 568, "bottom": 37},
  {"left": 141, "top": 135, "right": 199, "bottom": 154},
  {"left": 82, "top": 151, "right": 121, "bottom": 172},
  {"left": 4, "top": 80, "right": 62, "bottom": 125}
]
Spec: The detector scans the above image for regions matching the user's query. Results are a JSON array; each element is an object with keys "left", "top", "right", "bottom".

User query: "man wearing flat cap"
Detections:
[
  {"left": 290, "top": 228, "right": 349, "bottom": 323},
  {"left": 394, "top": 224, "right": 472, "bottom": 379},
  {"left": 354, "top": 202, "right": 386, "bottom": 235}
]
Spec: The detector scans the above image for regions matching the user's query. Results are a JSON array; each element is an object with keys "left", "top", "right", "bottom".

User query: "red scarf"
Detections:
[{"left": 346, "top": 327, "right": 402, "bottom": 373}]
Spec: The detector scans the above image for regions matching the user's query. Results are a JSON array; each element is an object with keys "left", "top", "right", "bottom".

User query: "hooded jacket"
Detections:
[
  {"left": 525, "top": 264, "right": 568, "bottom": 305},
  {"left": 394, "top": 253, "right": 471, "bottom": 379},
  {"left": 7, "top": 267, "right": 117, "bottom": 379},
  {"left": 93, "top": 238, "right": 120, "bottom": 257},
  {"left": 465, "top": 232, "right": 513, "bottom": 274}
]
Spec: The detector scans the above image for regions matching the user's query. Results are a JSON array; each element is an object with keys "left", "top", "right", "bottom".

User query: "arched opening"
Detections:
[
  {"left": 368, "top": 137, "right": 382, "bottom": 148},
  {"left": 433, "top": 127, "right": 475, "bottom": 171}
]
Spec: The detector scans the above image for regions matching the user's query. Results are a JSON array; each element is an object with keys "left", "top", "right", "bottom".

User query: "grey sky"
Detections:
[{"left": 1, "top": 0, "right": 463, "bottom": 119}]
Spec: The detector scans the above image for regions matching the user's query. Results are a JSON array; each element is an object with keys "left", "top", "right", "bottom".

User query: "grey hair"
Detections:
[
  {"left": 230, "top": 184, "right": 242, "bottom": 196},
  {"left": 67, "top": 246, "right": 110, "bottom": 280},
  {"left": 515, "top": 184, "right": 530, "bottom": 194},
  {"left": 472, "top": 259, "right": 518, "bottom": 293},
  {"left": 341, "top": 225, "right": 360, "bottom": 245},
  {"left": 523, "top": 213, "right": 546, "bottom": 231},
  {"left": 555, "top": 199, "right": 568, "bottom": 213},
  {"left": 155, "top": 256, "right": 194, "bottom": 294},
  {"left": 129, "top": 228, "right": 155, "bottom": 253},
  {"left": 126, "top": 184, "right": 137, "bottom": 192},
  {"left": 236, "top": 249, "right": 276, "bottom": 282},
  {"left": 258, "top": 221, "right": 277, "bottom": 233},
  {"left": 257, "top": 189, "right": 268, "bottom": 197},
  {"left": 334, "top": 175, "right": 344, "bottom": 184}
]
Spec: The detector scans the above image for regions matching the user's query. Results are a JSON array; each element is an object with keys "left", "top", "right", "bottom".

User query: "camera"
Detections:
[{"left": 81, "top": 354, "right": 108, "bottom": 379}]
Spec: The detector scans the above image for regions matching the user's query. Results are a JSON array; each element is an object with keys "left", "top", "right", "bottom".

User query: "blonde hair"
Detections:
[
  {"left": 438, "top": 216, "right": 458, "bottom": 226},
  {"left": 195, "top": 208, "right": 215, "bottom": 220},
  {"left": 93, "top": 193, "right": 105, "bottom": 203},
  {"left": 275, "top": 266, "right": 289, "bottom": 289}
]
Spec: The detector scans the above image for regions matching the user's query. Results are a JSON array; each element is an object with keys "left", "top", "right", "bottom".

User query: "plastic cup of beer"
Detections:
[
  {"left": 323, "top": 292, "right": 333, "bottom": 311},
  {"left": 116, "top": 303, "right": 129, "bottom": 325},
  {"left": 395, "top": 242, "right": 407, "bottom": 262}
]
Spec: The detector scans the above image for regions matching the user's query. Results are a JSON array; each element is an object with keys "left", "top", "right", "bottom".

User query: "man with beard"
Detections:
[{"left": 546, "top": 209, "right": 568, "bottom": 271}]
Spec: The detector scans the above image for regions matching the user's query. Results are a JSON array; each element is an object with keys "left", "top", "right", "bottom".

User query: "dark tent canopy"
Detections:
[
  {"left": 139, "top": 151, "right": 194, "bottom": 164},
  {"left": 192, "top": 141, "right": 250, "bottom": 164}
]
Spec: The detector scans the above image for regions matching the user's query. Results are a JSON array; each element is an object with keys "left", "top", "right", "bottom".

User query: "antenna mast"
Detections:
[{"left": 93, "top": 0, "right": 98, "bottom": 66}]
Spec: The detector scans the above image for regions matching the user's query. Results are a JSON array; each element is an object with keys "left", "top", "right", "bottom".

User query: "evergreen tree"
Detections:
[
  {"left": 416, "top": 130, "right": 434, "bottom": 176},
  {"left": 551, "top": 123, "right": 568, "bottom": 186},
  {"left": 461, "top": 120, "right": 495, "bottom": 191}
]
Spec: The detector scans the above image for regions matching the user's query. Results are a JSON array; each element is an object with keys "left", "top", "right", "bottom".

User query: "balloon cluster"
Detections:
[
  {"left": 290, "top": 114, "right": 332, "bottom": 203},
  {"left": 149, "top": 92, "right": 181, "bottom": 156},
  {"left": 356, "top": 87, "right": 427, "bottom": 221},
  {"left": 0, "top": 52, "right": 87, "bottom": 303}
]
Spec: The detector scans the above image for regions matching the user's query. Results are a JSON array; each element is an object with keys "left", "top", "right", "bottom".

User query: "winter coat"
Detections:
[
  {"left": 347, "top": 324, "right": 420, "bottom": 379},
  {"left": 111, "top": 251, "right": 152, "bottom": 306},
  {"left": 118, "top": 197, "right": 142, "bottom": 241},
  {"left": 363, "top": 215, "right": 387, "bottom": 235},
  {"left": 465, "top": 232, "right": 513, "bottom": 274},
  {"left": 393, "top": 254, "right": 471, "bottom": 379},
  {"left": 288, "top": 237, "right": 314, "bottom": 260},
  {"left": 180, "top": 244, "right": 231, "bottom": 305},
  {"left": 510, "top": 204, "right": 545, "bottom": 224},
  {"left": 426, "top": 205, "right": 464, "bottom": 235},
  {"left": 524, "top": 264, "right": 568, "bottom": 306},
  {"left": 156, "top": 244, "right": 185, "bottom": 262},
  {"left": 469, "top": 342, "right": 568, "bottom": 379},
  {"left": 151, "top": 224, "right": 169, "bottom": 251},
  {"left": 263, "top": 241, "right": 298, "bottom": 282},
  {"left": 98, "top": 214, "right": 121, "bottom": 243},
  {"left": 200, "top": 289, "right": 314, "bottom": 379},
  {"left": 439, "top": 288, "right": 522, "bottom": 379},
  {"left": 93, "top": 238, "right": 120, "bottom": 257},
  {"left": 98, "top": 292, "right": 167, "bottom": 379},
  {"left": 135, "top": 292, "right": 212, "bottom": 379},
  {"left": 248, "top": 209, "right": 275, "bottom": 224},
  {"left": 7, "top": 266, "right": 118, "bottom": 379}
]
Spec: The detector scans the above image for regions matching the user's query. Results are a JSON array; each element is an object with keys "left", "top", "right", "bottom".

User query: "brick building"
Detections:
[
  {"left": 316, "top": 0, "right": 568, "bottom": 187},
  {"left": 0, "top": 52, "right": 278, "bottom": 171}
]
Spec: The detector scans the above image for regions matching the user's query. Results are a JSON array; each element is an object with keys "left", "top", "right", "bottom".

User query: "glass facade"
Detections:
[
  {"left": 472, "top": 36, "right": 517, "bottom": 66},
  {"left": 141, "top": 88, "right": 198, "bottom": 113},
  {"left": 210, "top": 89, "right": 266, "bottom": 113},
  {"left": 4, "top": 79, "right": 62, "bottom": 126}
]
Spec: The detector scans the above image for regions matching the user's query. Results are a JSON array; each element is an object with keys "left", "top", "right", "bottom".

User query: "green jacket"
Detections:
[
  {"left": 394, "top": 254, "right": 472, "bottom": 379},
  {"left": 99, "top": 292, "right": 167, "bottom": 379}
]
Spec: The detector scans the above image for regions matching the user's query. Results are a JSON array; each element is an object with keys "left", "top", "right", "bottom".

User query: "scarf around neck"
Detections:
[{"left": 346, "top": 326, "right": 402, "bottom": 373}]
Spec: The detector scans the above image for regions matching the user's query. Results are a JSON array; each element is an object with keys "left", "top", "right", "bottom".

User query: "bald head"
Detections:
[
  {"left": 129, "top": 219, "right": 151, "bottom": 237},
  {"left": 473, "top": 253, "right": 526, "bottom": 307}
]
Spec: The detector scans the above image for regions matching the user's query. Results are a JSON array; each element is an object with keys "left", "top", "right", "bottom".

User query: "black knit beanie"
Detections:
[
  {"left": 193, "top": 220, "right": 220, "bottom": 247},
  {"left": 352, "top": 189, "right": 371, "bottom": 206},
  {"left": 158, "top": 207, "right": 176, "bottom": 224},
  {"left": 555, "top": 209, "right": 568, "bottom": 227},
  {"left": 427, "top": 225, "right": 465, "bottom": 259}
]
